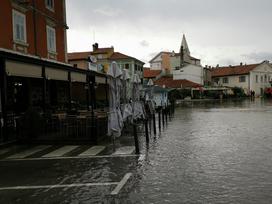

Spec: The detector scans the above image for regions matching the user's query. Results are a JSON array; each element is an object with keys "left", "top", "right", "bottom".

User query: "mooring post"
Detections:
[
  {"left": 158, "top": 108, "right": 161, "bottom": 131},
  {"left": 145, "top": 119, "right": 149, "bottom": 144},
  {"left": 133, "top": 122, "right": 140, "bottom": 154},
  {"left": 153, "top": 113, "right": 156, "bottom": 135},
  {"left": 165, "top": 108, "right": 168, "bottom": 123},
  {"left": 162, "top": 108, "right": 165, "bottom": 127}
]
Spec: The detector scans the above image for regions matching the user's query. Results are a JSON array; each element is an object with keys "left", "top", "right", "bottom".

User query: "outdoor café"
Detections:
[{"left": 0, "top": 50, "right": 108, "bottom": 144}]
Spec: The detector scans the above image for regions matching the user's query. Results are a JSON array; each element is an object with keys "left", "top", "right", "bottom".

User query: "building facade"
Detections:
[
  {"left": 0, "top": 1, "right": 108, "bottom": 143},
  {"left": 172, "top": 64, "right": 204, "bottom": 85},
  {"left": 0, "top": 0, "right": 68, "bottom": 62},
  {"left": 171, "top": 35, "right": 203, "bottom": 85},
  {"left": 68, "top": 43, "right": 144, "bottom": 81},
  {"left": 211, "top": 61, "right": 272, "bottom": 96},
  {"left": 149, "top": 52, "right": 172, "bottom": 73}
]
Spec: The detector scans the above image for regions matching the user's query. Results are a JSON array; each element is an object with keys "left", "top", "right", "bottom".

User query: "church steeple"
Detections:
[{"left": 181, "top": 34, "right": 190, "bottom": 56}]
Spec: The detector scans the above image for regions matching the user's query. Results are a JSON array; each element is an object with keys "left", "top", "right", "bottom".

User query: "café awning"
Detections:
[
  {"left": 5, "top": 60, "right": 42, "bottom": 78},
  {"left": 45, "top": 67, "right": 68, "bottom": 81},
  {"left": 71, "top": 72, "right": 86, "bottom": 83},
  {"left": 96, "top": 76, "right": 106, "bottom": 84}
]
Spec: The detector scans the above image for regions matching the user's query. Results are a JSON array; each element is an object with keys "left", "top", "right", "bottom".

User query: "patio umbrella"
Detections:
[
  {"left": 121, "top": 69, "right": 132, "bottom": 122},
  {"left": 107, "top": 61, "right": 123, "bottom": 137},
  {"left": 132, "top": 74, "right": 145, "bottom": 120}
]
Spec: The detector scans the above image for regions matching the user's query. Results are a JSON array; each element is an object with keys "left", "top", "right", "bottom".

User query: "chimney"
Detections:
[
  {"left": 180, "top": 45, "right": 184, "bottom": 68},
  {"left": 240, "top": 62, "right": 243, "bottom": 66},
  {"left": 92, "top": 43, "right": 98, "bottom": 51}
]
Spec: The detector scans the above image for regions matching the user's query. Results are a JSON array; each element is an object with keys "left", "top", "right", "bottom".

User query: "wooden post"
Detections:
[
  {"left": 133, "top": 122, "right": 140, "bottom": 154},
  {"left": 162, "top": 108, "right": 165, "bottom": 127},
  {"left": 158, "top": 108, "right": 161, "bottom": 131},
  {"left": 165, "top": 108, "right": 168, "bottom": 123},
  {"left": 152, "top": 113, "right": 156, "bottom": 135},
  {"left": 144, "top": 119, "right": 149, "bottom": 144}
]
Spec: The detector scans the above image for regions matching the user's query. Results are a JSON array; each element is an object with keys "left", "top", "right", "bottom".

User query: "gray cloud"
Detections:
[
  {"left": 140, "top": 40, "right": 149, "bottom": 47},
  {"left": 242, "top": 52, "right": 272, "bottom": 63},
  {"left": 66, "top": 0, "right": 272, "bottom": 65}
]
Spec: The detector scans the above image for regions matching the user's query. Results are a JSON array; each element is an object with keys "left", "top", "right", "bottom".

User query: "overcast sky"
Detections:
[{"left": 66, "top": 0, "right": 272, "bottom": 67}]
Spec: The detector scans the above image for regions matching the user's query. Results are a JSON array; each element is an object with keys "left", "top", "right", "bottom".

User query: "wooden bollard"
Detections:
[
  {"left": 158, "top": 109, "right": 161, "bottom": 131},
  {"left": 133, "top": 123, "right": 140, "bottom": 154},
  {"left": 162, "top": 108, "right": 165, "bottom": 126},
  {"left": 153, "top": 113, "right": 156, "bottom": 135},
  {"left": 144, "top": 119, "right": 149, "bottom": 144},
  {"left": 165, "top": 108, "right": 168, "bottom": 123}
]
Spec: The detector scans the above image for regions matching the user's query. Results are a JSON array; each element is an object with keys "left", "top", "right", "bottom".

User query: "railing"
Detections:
[{"left": 3, "top": 112, "right": 108, "bottom": 144}]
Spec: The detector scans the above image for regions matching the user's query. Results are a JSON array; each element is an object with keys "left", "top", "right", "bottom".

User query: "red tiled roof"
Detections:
[
  {"left": 109, "top": 52, "right": 145, "bottom": 64},
  {"left": 154, "top": 76, "right": 201, "bottom": 88},
  {"left": 211, "top": 64, "right": 259, "bottom": 77},
  {"left": 92, "top": 47, "right": 114, "bottom": 54},
  {"left": 109, "top": 52, "right": 132, "bottom": 60},
  {"left": 143, "top": 68, "right": 161, "bottom": 78},
  {"left": 68, "top": 52, "right": 91, "bottom": 61}
]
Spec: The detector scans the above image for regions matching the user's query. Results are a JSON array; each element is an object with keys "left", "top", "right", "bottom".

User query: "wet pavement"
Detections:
[{"left": 1, "top": 99, "right": 272, "bottom": 203}]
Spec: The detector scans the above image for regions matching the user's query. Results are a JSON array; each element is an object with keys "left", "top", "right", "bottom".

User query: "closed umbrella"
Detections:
[
  {"left": 121, "top": 69, "right": 132, "bottom": 121},
  {"left": 107, "top": 61, "right": 123, "bottom": 137},
  {"left": 132, "top": 74, "right": 145, "bottom": 120}
]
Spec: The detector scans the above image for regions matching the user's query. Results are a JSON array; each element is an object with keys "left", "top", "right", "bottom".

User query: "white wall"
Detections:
[
  {"left": 250, "top": 63, "right": 272, "bottom": 96},
  {"left": 216, "top": 75, "right": 250, "bottom": 94},
  {"left": 173, "top": 64, "right": 204, "bottom": 85},
  {"left": 213, "top": 62, "right": 272, "bottom": 96},
  {"left": 150, "top": 54, "right": 162, "bottom": 70}
]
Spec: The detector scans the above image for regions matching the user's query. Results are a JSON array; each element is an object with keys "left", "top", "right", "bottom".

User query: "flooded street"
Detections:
[
  {"left": 128, "top": 99, "right": 272, "bottom": 203},
  {"left": 1, "top": 99, "right": 272, "bottom": 203}
]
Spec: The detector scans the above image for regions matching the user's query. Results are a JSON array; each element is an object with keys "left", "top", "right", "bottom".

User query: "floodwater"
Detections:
[
  {"left": 126, "top": 99, "right": 272, "bottom": 203},
  {"left": 1, "top": 99, "right": 272, "bottom": 204}
]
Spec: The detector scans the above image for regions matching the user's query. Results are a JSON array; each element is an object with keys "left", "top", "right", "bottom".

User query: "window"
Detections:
[
  {"left": 125, "top": 64, "right": 130, "bottom": 69},
  {"left": 256, "top": 75, "right": 258, "bottom": 83},
  {"left": 223, "top": 77, "right": 228, "bottom": 84},
  {"left": 46, "top": 26, "right": 56, "bottom": 52},
  {"left": 45, "top": 0, "right": 54, "bottom": 10},
  {"left": 239, "top": 76, "right": 246, "bottom": 82},
  {"left": 214, "top": 78, "right": 219, "bottom": 84},
  {"left": 261, "top": 76, "right": 263, "bottom": 83},
  {"left": 12, "top": 10, "right": 26, "bottom": 43},
  {"left": 135, "top": 65, "right": 138, "bottom": 71},
  {"left": 264, "top": 75, "right": 267, "bottom": 83}
]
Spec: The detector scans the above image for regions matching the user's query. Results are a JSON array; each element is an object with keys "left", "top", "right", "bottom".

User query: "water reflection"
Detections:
[{"left": 128, "top": 99, "right": 272, "bottom": 203}]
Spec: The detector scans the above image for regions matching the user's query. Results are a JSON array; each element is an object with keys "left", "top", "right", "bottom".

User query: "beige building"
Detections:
[
  {"left": 211, "top": 61, "right": 272, "bottom": 96},
  {"left": 149, "top": 51, "right": 172, "bottom": 74}
]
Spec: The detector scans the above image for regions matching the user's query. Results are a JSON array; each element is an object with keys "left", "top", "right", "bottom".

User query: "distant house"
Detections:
[
  {"left": 149, "top": 52, "right": 172, "bottom": 73},
  {"left": 68, "top": 44, "right": 145, "bottom": 99},
  {"left": 211, "top": 61, "right": 272, "bottom": 96},
  {"left": 68, "top": 43, "right": 144, "bottom": 80}
]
